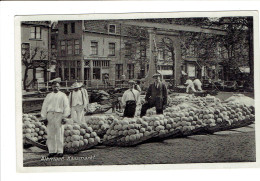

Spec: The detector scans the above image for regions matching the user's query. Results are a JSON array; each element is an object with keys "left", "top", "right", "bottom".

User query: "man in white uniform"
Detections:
[
  {"left": 121, "top": 80, "right": 140, "bottom": 118},
  {"left": 80, "top": 83, "right": 89, "bottom": 118},
  {"left": 185, "top": 77, "right": 196, "bottom": 93},
  {"left": 193, "top": 78, "right": 203, "bottom": 92},
  {"left": 69, "top": 82, "right": 87, "bottom": 123},
  {"left": 41, "top": 78, "right": 70, "bottom": 157}
]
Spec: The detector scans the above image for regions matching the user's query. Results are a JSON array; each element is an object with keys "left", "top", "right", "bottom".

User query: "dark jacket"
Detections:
[{"left": 145, "top": 82, "right": 167, "bottom": 109}]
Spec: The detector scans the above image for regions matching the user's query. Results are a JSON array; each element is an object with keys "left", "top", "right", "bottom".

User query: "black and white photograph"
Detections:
[{"left": 16, "top": 12, "right": 257, "bottom": 170}]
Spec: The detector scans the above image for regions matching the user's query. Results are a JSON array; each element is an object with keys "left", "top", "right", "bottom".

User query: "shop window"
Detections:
[
  {"left": 93, "top": 68, "right": 101, "bottom": 80},
  {"left": 109, "top": 43, "right": 115, "bottom": 56},
  {"left": 70, "top": 68, "right": 75, "bottom": 79},
  {"left": 127, "top": 64, "right": 134, "bottom": 79},
  {"left": 71, "top": 22, "right": 75, "bottom": 33},
  {"left": 108, "top": 24, "right": 116, "bottom": 34},
  {"left": 75, "top": 40, "right": 80, "bottom": 54},
  {"left": 91, "top": 41, "right": 98, "bottom": 55},
  {"left": 67, "top": 40, "right": 72, "bottom": 55},
  {"left": 64, "top": 68, "right": 69, "bottom": 80},
  {"left": 116, "top": 64, "right": 123, "bottom": 80},
  {"left": 64, "top": 24, "right": 68, "bottom": 34},
  {"left": 30, "top": 27, "right": 41, "bottom": 39},
  {"left": 60, "top": 41, "right": 66, "bottom": 56}
]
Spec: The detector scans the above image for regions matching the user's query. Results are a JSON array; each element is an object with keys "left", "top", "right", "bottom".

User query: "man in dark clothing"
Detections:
[{"left": 140, "top": 73, "right": 168, "bottom": 117}]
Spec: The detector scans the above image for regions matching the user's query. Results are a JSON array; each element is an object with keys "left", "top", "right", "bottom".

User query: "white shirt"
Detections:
[
  {"left": 41, "top": 91, "right": 70, "bottom": 119},
  {"left": 81, "top": 88, "right": 89, "bottom": 106},
  {"left": 193, "top": 79, "right": 202, "bottom": 86},
  {"left": 185, "top": 79, "right": 194, "bottom": 86},
  {"left": 69, "top": 90, "right": 87, "bottom": 107},
  {"left": 121, "top": 88, "right": 140, "bottom": 106}
]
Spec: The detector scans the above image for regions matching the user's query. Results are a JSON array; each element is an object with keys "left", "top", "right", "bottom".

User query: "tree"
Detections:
[{"left": 22, "top": 46, "right": 48, "bottom": 90}]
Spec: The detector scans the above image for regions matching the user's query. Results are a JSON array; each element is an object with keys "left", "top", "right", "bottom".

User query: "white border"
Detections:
[
  {"left": 14, "top": 11, "right": 260, "bottom": 173},
  {"left": 1, "top": 1, "right": 260, "bottom": 180}
]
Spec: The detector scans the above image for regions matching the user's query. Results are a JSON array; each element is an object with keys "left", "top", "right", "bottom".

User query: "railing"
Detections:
[{"left": 35, "top": 79, "right": 130, "bottom": 91}]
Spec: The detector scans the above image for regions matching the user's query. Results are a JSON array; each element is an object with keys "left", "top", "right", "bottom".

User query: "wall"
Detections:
[{"left": 21, "top": 23, "right": 50, "bottom": 86}]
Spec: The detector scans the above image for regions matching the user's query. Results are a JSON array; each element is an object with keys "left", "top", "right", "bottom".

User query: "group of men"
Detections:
[
  {"left": 40, "top": 73, "right": 168, "bottom": 157},
  {"left": 185, "top": 77, "right": 203, "bottom": 93},
  {"left": 41, "top": 79, "right": 89, "bottom": 157}
]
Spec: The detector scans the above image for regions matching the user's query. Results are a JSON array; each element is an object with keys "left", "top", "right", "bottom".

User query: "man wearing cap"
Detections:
[
  {"left": 140, "top": 73, "right": 168, "bottom": 117},
  {"left": 41, "top": 78, "right": 70, "bottom": 157},
  {"left": 69, "top": 82, "right": 88, "bottom": 123},
  {"left": 185, "top": 77, "right": 196, "bottom": 93},
  {"left": 121, "top": 80, "right": 141, "bottom": 118}
]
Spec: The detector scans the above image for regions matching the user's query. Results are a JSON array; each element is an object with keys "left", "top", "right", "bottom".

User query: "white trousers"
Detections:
[
  {"left": 46, "top": 112, "right": 64, "bottom": 154},
  {"left": 71, "top": 104, "right": 84, "bottom": 123},
  {"left": 186, "top": 85, "right": 197, "bottom": 93}
]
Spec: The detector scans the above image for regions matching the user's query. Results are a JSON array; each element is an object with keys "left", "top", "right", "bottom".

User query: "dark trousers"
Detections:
[
  {"left": 123, "top": 102, "right": 136, "bottom": 118},
  {"left": 140, "top": 102, "right": 163, "bottom": 117}
]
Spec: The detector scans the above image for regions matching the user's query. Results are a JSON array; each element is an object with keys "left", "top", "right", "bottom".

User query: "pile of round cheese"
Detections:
[
  {"left": 63, "top": 123, "right": 100, "bottom": 151},
  {"left": 84, "top": 115, "right": 113, "bottom": 137},
  {"left": 103, "top": 117, "right": 154, "bottom": 144},
  {"left": 23, "top": 114, "right": 47, "bottom": 144}
]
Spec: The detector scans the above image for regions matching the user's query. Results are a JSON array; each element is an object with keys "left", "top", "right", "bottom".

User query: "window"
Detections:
[
  {"left": 30, "top": 27, "right": 41, "bottom": 39},
  {"left": 125, "top": 43, "right": 131, "bottom": 56},
  {"left": 93, "top": 68, "right": 101, "bottom": 80},
  {"left": 140, "top": 40, "right": 146, "bottom": 57},
  {"left": 127, "top": 64, "right": 134, "bottom": 79},
  {"left": 67, "top": 40, "right": 72, "bottom": 55},
  {"left": 75, "top": 40, "right": 80, "bottom": 54},
  {"left": 109, "top": 43, "right": 115, "bottom": 56},
  {"left": 64, "top": 24, "right": 68, "bottom": 34},
  {"left": 70, "top": 68, "right": 75, "bottom": 79},
  {"left": 21, "top": 43, "right": 30, "bottom": 59},
  {"left": 64, "top": 68, "right": 69, "bottom": 80},
  {"left": 71, "top": 22, "right": 75, "bottom": 33},
  {"left": 60, "top": 41, "right": 66, "bottom": 56},
  {"left": 91, "top": 42, "right": 98, "bottom": 55},
  {"left": 108, "top": 24, "right": 116, "bottom": 34},
  {"left": 116, "top": 64, "right": 123, "bottom": 80}
]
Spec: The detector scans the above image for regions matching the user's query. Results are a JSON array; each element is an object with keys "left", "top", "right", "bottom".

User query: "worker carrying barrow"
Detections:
[
  {"left": 193, "top": 78, "right": 203, "bottom": 92},
  {"left": 41, "top": 78, "right": 70, "bottom": 158},
  {"left": 140, "top": 73, "right": 168, "bottom": 117},
  {"left": 121, "top": 80, "right": 141, "bottom": 118},
  {"left": 185, "top": 77, "right": 197, "bottom": 93},
  {"left": 69, "top": 82, "right": 88, "bottom": 123}
]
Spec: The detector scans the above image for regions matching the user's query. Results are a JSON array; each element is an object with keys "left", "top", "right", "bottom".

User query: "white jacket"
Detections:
[
  {"left": 69, "top": 90, "right": 88, "bottom": 108},
  {"left": 41, "top": 91, "right": 70, "bottom": 119}
]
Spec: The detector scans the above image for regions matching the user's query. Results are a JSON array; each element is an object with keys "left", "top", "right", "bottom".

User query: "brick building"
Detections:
[{"left": 55, "top": 20, "right": 226, "bottom": 87}]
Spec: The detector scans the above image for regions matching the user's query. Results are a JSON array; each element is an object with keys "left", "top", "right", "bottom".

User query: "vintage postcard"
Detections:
[{"left": 15, "top": 11, "right": 260, "bottom": 172}]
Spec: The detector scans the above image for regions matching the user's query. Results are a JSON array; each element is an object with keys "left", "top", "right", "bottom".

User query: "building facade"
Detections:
[
  {"left": 55, "top": 20, "right": 227, "bottom": 87},
  {"left": 21, "top": 21, "right": 51, "bottom": 90}
]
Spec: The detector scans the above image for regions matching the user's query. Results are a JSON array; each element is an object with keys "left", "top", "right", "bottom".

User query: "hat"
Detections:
[
  {"left": 71, "top": 82, "right": 81, "bottom": 89},
  {"left": 49, "top": 77, "right": 61, "bottom": 85},
  {"left": 79, "top": 82, "right": 84, "bottom": 87},
  {"left": 128, "top": 80, "right": 136, "bottom": 84},
  {"left": 152, "top": 73, "right": 162, "bottom": 78}
]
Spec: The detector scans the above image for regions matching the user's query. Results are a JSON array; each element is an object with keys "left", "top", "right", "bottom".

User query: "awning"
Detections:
[
  {"left": 239, "top": 66, "right": 250, "bottom": 73},
  {"left": 158, "top": 70, "right": 173, "bottom": 76}
]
